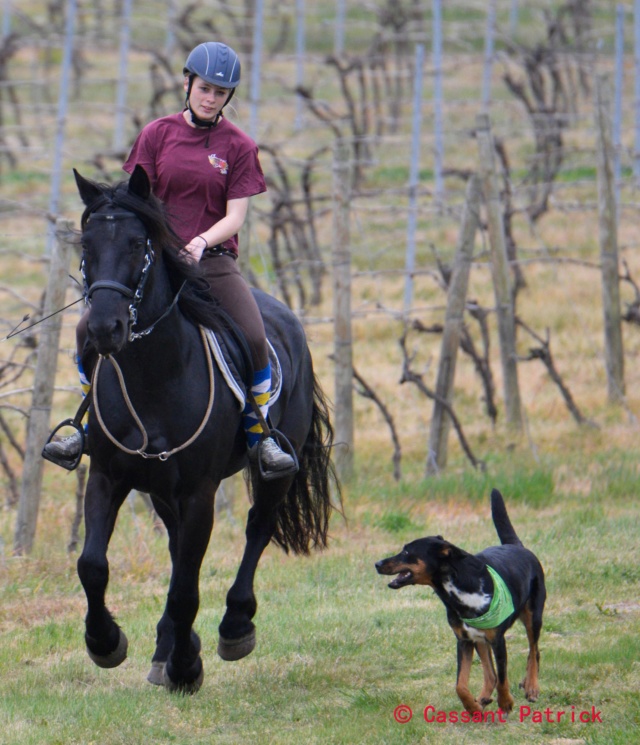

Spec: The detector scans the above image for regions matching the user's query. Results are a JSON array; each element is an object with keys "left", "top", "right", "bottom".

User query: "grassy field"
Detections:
[
  {"left": 1, "top": 445, "right": 639, "bottom": 745},
  {"left": 1, "top": 3, "right": 639, "bottom": 744}
]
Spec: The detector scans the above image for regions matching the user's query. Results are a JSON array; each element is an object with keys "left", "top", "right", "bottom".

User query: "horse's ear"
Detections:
[
  {"left": 128, "top": 164, "right": 151, "bottom": 201},
  {"left": 74, "top": 169, "right": 103, "bottom": 207}
]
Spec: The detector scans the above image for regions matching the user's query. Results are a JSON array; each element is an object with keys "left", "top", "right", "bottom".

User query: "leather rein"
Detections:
[{"left": 91, "top": 326, "right": 215, "bottom": 460}]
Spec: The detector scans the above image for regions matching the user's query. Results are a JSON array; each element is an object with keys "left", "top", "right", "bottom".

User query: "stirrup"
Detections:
[
  {"left": 41, "top": 419, "right": 86, "bottom": 472},
  {"left": 256, "top": 429, "right": 299, "bottom": 482}
]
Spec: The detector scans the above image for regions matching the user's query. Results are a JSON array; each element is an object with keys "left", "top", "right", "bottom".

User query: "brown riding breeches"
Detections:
[
  {"left": 199, "top": 252, "right": 268, "bottom": 370},
  {"left": 76, "top": 253, "right": 269, "bottom": 372}
]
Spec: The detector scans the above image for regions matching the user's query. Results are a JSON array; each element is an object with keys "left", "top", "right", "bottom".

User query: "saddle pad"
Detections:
[{"left": 203, "top": 327, "right": 283, "bottom": 410}]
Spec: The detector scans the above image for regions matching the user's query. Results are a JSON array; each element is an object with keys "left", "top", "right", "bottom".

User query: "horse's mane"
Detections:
[{"left": 81, "top": 178, "right": 229, "bottom": 333}]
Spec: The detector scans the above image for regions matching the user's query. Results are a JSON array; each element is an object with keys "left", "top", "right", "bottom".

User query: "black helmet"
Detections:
[{"left": 183, "top": 42, "right": 241, "bottom": 89}]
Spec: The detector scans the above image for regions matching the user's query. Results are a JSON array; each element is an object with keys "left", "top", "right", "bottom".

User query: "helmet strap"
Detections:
[
  {"left": 184, "top": 74, "right": 234, "bottom": 131},
  {"left": 186, "top": 102, "right": 220, "bottom": 129}
]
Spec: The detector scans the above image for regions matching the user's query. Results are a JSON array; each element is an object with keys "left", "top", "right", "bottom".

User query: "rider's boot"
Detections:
[
  {"left": 42, "top": 358, "right": 90, "bottom": 467},
  {"left": 244, "top": 362, "right": 296, "bottom": 476}
]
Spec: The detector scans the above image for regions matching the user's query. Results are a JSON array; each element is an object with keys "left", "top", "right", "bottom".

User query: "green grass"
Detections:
[{"left": 1, "top": 452, "right": 639, "bottom": 744}]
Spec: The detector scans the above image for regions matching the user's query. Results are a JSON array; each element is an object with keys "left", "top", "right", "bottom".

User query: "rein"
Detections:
[
  {"left": 84, "top": 204, "right": 211, "bottom": 459},
  {"left": 92, "top": 326, "right": 216, "bottom": 460}
]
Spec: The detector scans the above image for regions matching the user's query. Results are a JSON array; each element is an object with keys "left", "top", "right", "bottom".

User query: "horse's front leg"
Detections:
[
  {"left": 145, "top": 495, "right": 201, "bottom": 687},
  {"left": 161, "top": 483, "right": 215, "bottom": 694},
  {"left": 76, "top": 471, "right": 130, "bottom": 668}
]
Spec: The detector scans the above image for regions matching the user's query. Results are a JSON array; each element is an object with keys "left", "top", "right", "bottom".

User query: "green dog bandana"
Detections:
[{"left": 460, "top": 565, "right": 515, "bottom": 629}]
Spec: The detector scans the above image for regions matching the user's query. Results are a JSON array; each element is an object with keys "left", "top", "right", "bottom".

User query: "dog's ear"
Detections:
[
  {"left": 438, "top": 539, "right": 463, "bottom": 561},
  {"left": 436, "top": 537, "right": 451, "bottom": 557}
]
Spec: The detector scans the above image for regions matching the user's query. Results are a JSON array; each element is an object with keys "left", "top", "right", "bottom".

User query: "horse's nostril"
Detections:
[{"left": 87, "top": 316, "right": 127, "bottom": 355}]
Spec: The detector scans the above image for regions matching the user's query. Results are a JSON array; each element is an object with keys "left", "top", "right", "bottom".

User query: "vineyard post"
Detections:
[
  {"left": 427, "top": 174, "right": 481, "bottom": 474},
  {"left": 332, "top": 137, "right": 353, "bottom": 482},
  {"left": 403, "top": 42, "right": 425, "bottom": 313},
  {"left": 634, "top": 0, "right": 640, "bottom": 185},
  {"left": 45, "top": 0, "right": 76, "bottom": 256},
  {"left": 14, "top": 219, "right": 74, "bottom": 555},
  {"left": 595, "top": 73, "right": 625, "bottom": 403},
  {"left": 476, "top": 113, "right": 523, "bottom": 433},
  {"left": 432, "top": 6, "right": 444, "bottom": 201},
  {"left": 112, "top": 0, "right": 133, "bottom": 153}
]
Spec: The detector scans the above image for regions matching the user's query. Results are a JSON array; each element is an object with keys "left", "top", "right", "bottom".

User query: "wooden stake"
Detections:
[
  {"left": 595, "top": 73, "right": 625, "bottom": 403},
  {"left": 15, "top": 219, "right": 73, "bottom": 555},
  {"left": 476, "top": 113, "right": 523, "bottom": 433},
  {"left": 427, "top": 174, "right": 481, "bottom": 473}
]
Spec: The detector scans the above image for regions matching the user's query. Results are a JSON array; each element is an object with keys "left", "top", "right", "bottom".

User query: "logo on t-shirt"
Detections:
[{"left": 208, "top": 154, "right": 229, "bottom": 174}]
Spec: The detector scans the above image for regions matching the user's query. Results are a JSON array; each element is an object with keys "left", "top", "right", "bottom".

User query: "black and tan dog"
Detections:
[{"left": 375, "top": 489, "right": 545, "bottom": 715}]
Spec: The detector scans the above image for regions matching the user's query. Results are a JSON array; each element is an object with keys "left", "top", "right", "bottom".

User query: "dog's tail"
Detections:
[{"left": 491, "top": 488, "right": 523, "bottom": 546}]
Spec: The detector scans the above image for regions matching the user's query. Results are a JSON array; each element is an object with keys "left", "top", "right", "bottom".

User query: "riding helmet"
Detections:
[{"left": 183, "top": 42, "right": 241, "bottom": 89}]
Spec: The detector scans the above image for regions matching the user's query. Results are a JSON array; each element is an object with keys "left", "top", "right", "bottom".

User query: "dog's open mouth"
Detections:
[{"left": 389, "top": 570, "right": 413, "bottom": 589}]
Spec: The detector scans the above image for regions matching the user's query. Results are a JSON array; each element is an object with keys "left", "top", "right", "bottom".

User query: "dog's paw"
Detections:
[
  {"left": 497, "top": 692, "right": 515, "bottom": 713},
  {"left": 457, "top": 688, "right": 482, "bottom": 714},
  {"left": 520, "top": 679, "right": 540, "bottom": 702}
]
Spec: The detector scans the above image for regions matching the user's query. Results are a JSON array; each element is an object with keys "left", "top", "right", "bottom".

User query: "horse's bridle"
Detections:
[{"left": 81, "top": 210, "right": 158, "bottom": 342}]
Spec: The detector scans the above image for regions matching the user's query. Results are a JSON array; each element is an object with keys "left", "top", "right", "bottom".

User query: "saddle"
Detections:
[
  {"left": 204, "top": 327, "right": 283, "bottom": 411},
  {"left": 204, "top": 327, "right": 296, "bottom": 481}
]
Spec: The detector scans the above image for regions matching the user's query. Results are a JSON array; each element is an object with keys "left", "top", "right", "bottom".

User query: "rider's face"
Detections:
[{"left": 185, "top": 76, "right": 230, "bottom": 122}]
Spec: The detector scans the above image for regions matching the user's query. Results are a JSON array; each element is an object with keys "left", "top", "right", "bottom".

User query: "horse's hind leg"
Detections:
[
  {"left": 76, "top": 473, "right": 130, "bottom": 668},
  {"left": 218, "top": 506, "right": 273, "bottom": 661},
  {"left": 218, "top": 479, "right": 291, "bottom": 661}
]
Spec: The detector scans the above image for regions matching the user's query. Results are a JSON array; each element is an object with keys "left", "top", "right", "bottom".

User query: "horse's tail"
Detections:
[{"left": 269, "top": 373, "right": 341, "bottom": 555}]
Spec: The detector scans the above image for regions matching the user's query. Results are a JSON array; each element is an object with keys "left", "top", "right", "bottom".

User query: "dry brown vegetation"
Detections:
[{"left": 1, "top": 1, "right": 639, "bottom": 512}]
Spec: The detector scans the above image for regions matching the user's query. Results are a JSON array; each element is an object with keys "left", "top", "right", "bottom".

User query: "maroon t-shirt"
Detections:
[{"left": 123, "top": 113, "right": 266, "bottom": 253}]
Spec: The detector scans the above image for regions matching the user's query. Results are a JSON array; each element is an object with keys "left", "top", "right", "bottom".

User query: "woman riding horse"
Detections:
[{"left": 43, "top": 41, "right": 293, "bottom": 477}]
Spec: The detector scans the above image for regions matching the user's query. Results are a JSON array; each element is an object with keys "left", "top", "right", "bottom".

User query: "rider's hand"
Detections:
[{"left": 183, "top": 235, "right": 208, "bottom": 263}]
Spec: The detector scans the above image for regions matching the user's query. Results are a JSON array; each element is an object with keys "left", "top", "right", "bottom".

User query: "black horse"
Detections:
[{"left": 71, "top": 165, "right": 337, "bottom": 693}]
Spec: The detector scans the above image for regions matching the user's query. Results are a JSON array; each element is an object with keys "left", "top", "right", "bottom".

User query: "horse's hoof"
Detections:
[
  {"left": 147, "top": 661, "right": 166, "bottom": 686},
  {"left": 217, "top": 629, "right": 256, "bottom": 661},
  {"left": 86, "top": 628, "right": 128, "bottom": 669},
  {"left": 162, "top": 660, "right": 204, "bottom": 695}
]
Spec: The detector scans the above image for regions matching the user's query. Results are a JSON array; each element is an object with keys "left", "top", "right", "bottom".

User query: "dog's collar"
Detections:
[{"left": 460, "top": 566, "right": 514, "bottom": 629}]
